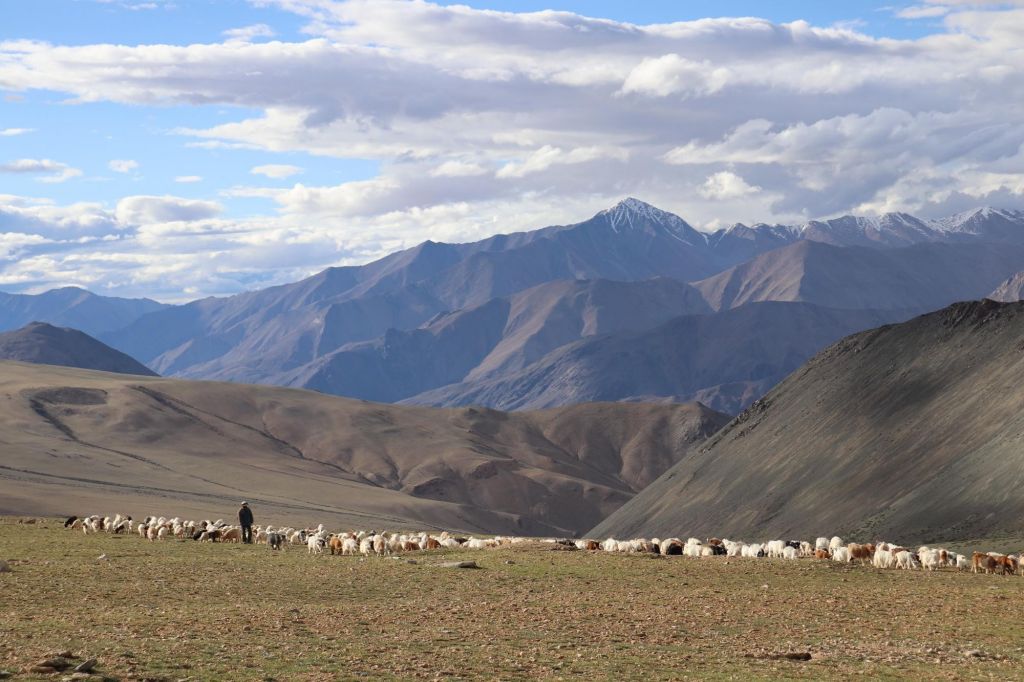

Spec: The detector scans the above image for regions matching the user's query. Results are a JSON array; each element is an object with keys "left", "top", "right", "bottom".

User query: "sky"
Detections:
[{"left": 1, "top": 0, "right": 1023, "bottom": 301}]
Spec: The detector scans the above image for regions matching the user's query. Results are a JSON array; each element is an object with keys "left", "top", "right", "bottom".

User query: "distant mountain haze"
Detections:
[
  {"left": 401, "top": 302, "right": 909, "bottom": 415},
  {"left": 4, "top": 199, "right": 1024, "bottom": 413},
  {"left": 0, "top": 287, "right": 165, "bottom": 336}
]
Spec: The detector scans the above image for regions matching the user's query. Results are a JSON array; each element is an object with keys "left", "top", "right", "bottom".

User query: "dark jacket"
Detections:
[{"left": 238, "top": 506, "right": 254, "bottom": 526}]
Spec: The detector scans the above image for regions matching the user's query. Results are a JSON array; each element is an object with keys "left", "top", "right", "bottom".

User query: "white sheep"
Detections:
[
  {"left": 831, "top": 547, "right": 851, "bottom": 563},
  {"left": 359, "top": 537, "right": 374, "bottom": 556},
  {"left": 894, "top": 550, "right": 919, "bottom": 570},
  {"left": 872, "top": 548, "right": 895, "bottom": 569},
  {"left": 307, "top": 532, "right": 326, "bottom": 555}
]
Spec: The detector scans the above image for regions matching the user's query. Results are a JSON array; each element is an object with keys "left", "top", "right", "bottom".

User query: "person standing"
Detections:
[{"left": 238, "top": 501, "right": 254, "bottom": 544}]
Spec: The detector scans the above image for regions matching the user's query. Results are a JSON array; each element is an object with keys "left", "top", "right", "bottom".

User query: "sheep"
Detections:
[
  {"left": 815, "top": 537, "right": 829, "bottom": 552},
  {"left": 660, "top": 539, "right": 683, "bottom": 555},
  {"left": 372, "top": 534, "right": 390, "bottom": 556},
  {"left": 799, "top": 541, "right": 814, "bottom": 557},
  {"left": 220, "top": 527, "right": 242, "bottom": 543},
  {"left": 847, "top": 543, "right": 874, "bottom": 565},
  {"left": 917, "top": 549, "right": 935, "bottom": 571},
  {"left": 873, "top": 548, "right": 895, "bottom": 569},
  {"left": 267, "top": 532, "right": 285, "bottom": 551},
  {"left": 359, "top": 537, "right": 374, "bottom": 556},
  {"left": 782, "top": 546, "right": 798, "bottom": 560},
  {"left": 828, "top": 536, "right": 844, "bottom": 552},
  {"left": 894, "top": 550, "right": 919, "bottom": 570},
  {"left": 328, "top": 535, "right": 344, "bottom": 555},
  {"left": 831, "top": 547, "right": 850, "bottom": 563},
  {"left": 742, "top": 543, "right": 766, "bottom": 558},
  {"left": 307, "top": 532, "right": 326, "bottom": 555},
  {"left": 766, "top": 540, "right": 786, "bottom": 558}
]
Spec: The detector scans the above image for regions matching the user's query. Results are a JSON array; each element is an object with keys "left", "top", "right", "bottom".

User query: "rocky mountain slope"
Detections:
[
  {"left": 403, "top": 303, "right": 908, "bottom": 415},
  {"left": 0, "top": 322, "right": 156, "bottom": 376},
  {"left": 279, "top": 277, "right": 711, "bottom": 403},
  {"left": 693, "top": 241, "right": 1024, "bottom": 312},
  {"left": 591, "top": 299, "right": 1024, "bottom": 544},
  {"left": 0, "top": 287, "right": 165, "bottom": 337},
  {"left": 0, "top": 361, "right": 729, "bottom": 535}
]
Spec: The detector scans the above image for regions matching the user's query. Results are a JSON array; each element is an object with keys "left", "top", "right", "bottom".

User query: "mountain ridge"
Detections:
[
  {"left": 0, "top": 322, "right": 157, "bottom": 376},
  {"left": 590, "top": 298, "right": 1024, "bottom": 543}
]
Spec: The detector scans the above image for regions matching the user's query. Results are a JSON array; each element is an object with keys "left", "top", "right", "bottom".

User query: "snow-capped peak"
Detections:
[
  {"left": 596, "top": 198, "right": 705, "bottom": 245},
  {"left": 931, "top": 206, "right": 1024, "bottom": 232}
]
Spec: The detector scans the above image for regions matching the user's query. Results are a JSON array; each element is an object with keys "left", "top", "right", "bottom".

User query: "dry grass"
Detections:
[{"left": 2, "top": 520, "right": 1023, "bottom": 681}]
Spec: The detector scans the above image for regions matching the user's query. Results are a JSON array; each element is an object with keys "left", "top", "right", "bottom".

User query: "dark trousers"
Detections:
[{"left": 242, "top": 525, "right": 253, "bottom": 544}]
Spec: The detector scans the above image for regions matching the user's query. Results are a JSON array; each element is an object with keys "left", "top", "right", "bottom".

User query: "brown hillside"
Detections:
[
  {"left": 0, "top": 362, "right": 728, "bottom": 536},
  {"left": 592, "top": 299, "right": 1024, "bottom": 544}
]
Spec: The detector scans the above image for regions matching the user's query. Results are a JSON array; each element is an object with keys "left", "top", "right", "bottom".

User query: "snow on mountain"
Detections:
[
  {"left": 930, "top": 207, "right": 1024, "bottom": 236},
  {"left": 597, "top": 197, "right": 707, "bottom": 246}
]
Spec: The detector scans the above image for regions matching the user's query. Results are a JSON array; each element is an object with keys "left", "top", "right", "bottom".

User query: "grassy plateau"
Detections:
[{"left": 2, "top": 519, "right": 1023, "bottom": 681}]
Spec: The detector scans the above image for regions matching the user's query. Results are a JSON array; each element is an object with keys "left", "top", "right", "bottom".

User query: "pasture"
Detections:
[{"left": 1, "top": 519, "right": 1023, "bottom": 681}]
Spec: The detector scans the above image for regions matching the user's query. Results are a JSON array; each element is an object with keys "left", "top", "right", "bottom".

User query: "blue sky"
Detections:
[{"left": 0, "top": 0, "right": 1021, "bottom": 300}]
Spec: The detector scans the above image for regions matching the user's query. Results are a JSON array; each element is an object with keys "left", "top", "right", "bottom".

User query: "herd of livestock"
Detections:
[{"left": 64, "top": 513, "right": 1023, "bottom": 576}]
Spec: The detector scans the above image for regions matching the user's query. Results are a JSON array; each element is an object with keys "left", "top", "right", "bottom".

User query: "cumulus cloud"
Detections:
[
  {"left": 699, "top": 172, "right": 762, "bottom": 200},
  {"left": 496, "top": 146, "right": 629, "bottom": 179},
  {"left": 114, "top": 195, "right": 222, "bottom": 224},
  {"left": 250, "top": 164, "right": 303, "bottom": 179},
  {"left": 0, "top": 127, "right": 34, "bottom": 136},
  {"left": 430, "top": 160, "right": 488, "bottom": 178},
  {"left": 620, "top": 55, "right": 731, "bottom": 98},
  {"left": 0, "top": 158, "right": 82, "bottom": 183},
  {"left": 0, "top": 0, "right": 1022, "bottom": 297},
  {"left": 223, "top": 24, "right": 275, "bottom": 41},
  {"left": 108, "top": 159, "right": 139, "bottom": 173}
]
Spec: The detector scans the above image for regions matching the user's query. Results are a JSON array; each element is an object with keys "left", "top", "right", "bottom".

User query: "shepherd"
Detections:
[{"left": 238, "top": 501, "right": 254, "bottom": 544}]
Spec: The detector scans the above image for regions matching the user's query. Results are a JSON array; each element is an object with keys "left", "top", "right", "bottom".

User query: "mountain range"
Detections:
[
  {"left": 4, "top": 199, "right": 1024, "bottom": 414},
  {"left": 591, "top": 299, "right": 1024, "bottom": 544}
]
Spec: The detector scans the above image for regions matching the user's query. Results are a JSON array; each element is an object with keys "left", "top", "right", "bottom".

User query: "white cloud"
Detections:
[
  {"left": 430, "top": 160, "right": 488, "bottom": 178},
  {"left": 0, "top": 1, "right": 1022, "bottom": 297},
  {"left": 114, "top": 195, "right": 222, "bottom": 224},
  {"left": 108, "top": 159, "right": 139, "bottom": 173},
  {"left": 174, "top": 175, "right": 202, "bottom": 183},
  {"left": 496, "top": 145, "right": 629, "bottom": 179},
  {"left": 699, "top": 171, "right": 762, "bottom": 200},
  {"left": 0, "top": 127, "right": 34, "bottom": 136},
  {"left": 223, "top": 24, "right": 275, "bottom": 42},
  {"left": 0, "top": 158, "right": 82, "bottom": 183},
  {"left": 620, "top": 55, "right": 731, "bottom": 98},
  {"left": 250, "top": 164, "right": 303, "bottom": 179},
  {"left": 896, "top": 5, "right": 951, "bottom": 19}
]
